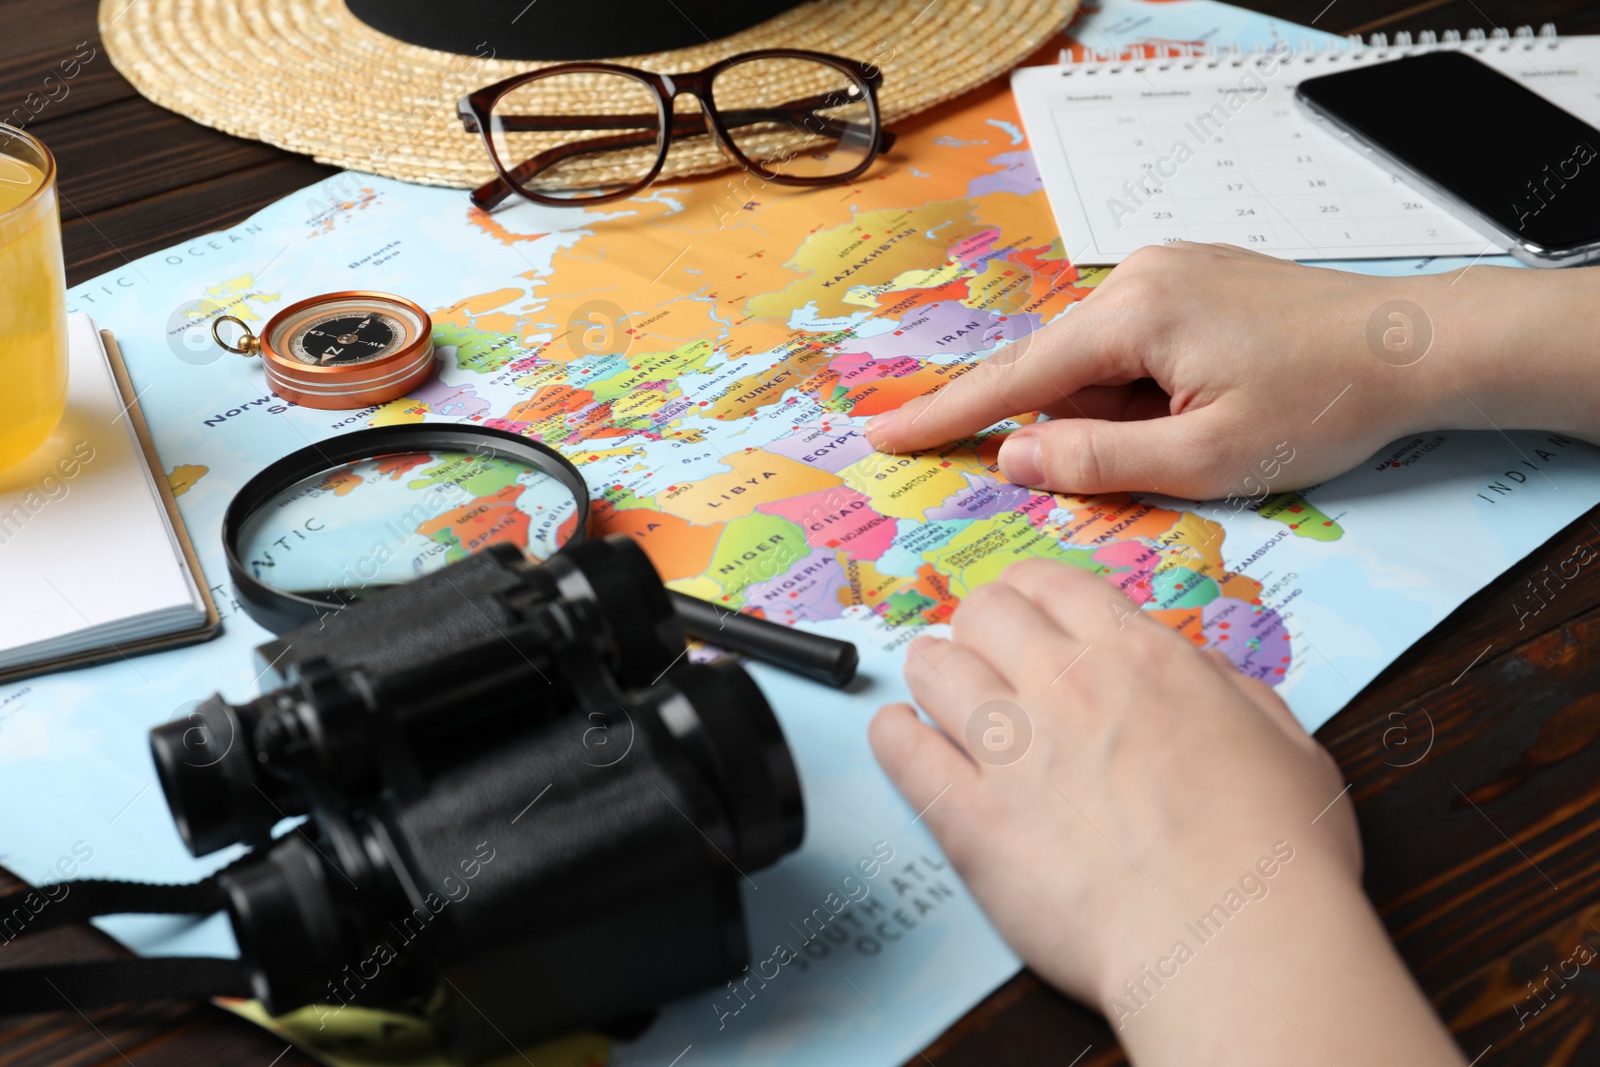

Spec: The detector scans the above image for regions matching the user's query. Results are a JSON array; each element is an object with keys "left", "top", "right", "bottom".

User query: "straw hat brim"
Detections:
[{"left": 99, "top": 0, "right": 1077, "bottom": 191}]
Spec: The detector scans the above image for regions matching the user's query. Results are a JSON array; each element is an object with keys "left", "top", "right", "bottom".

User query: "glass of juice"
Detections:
[{"left": 0, "top": 126, "right": 68, "bottom": 469}]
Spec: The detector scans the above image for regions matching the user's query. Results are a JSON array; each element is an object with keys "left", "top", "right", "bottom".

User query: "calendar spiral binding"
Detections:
[{"left": 1054, "top": 22, "right": 1563, "bottom": 75}]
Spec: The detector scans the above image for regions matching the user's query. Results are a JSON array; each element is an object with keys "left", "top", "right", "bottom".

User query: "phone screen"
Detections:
[{"left": 1297, "top": 50, "right": 1600, "bottom": 254}]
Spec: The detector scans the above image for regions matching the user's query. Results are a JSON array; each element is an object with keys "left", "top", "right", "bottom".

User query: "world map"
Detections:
[{"left": 165, "top": 94, "right": 1347, "bottom": 689}]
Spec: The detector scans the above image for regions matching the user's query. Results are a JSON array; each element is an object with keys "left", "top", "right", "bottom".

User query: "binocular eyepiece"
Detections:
[{"left": 148, "top": 536, "right": 804, "bottom": 1061}]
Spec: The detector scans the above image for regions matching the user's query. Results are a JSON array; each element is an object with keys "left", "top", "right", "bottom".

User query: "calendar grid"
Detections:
[{"left": 1012, "top": 32, "right": 1600, "bottom": 263}]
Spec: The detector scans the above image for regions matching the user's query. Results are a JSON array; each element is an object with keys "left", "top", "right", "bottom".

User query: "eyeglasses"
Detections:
[{"left": 457, "top": 49, "right": 896, "bottom": 209}]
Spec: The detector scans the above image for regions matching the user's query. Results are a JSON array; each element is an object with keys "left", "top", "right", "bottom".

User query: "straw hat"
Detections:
[{"left": 99, "top": 0, "right": 1076, "bottom": 192}]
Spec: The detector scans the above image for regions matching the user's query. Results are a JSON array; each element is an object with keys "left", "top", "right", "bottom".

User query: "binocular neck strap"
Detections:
[
  {"left": 0, "top": 865, "right": 254, "bottom": 1011},
  {"left": 0, "top": 957, "right": 254, "bottom": 1011}
]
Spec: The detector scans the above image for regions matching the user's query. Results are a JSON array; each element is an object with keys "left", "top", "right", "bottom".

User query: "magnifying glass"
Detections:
[{"left": 223, "top": 425, "right": 857, "bottom": 687}]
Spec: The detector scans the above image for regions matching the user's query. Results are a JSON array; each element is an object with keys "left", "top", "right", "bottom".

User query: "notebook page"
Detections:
[{"left": 0, "top": 314, "right": 203, "bottom": 667}]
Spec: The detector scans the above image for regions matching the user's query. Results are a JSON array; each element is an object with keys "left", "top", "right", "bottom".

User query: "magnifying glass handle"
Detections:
[{"left": 669, "top": 592, "right": 859, "bottom": 689}]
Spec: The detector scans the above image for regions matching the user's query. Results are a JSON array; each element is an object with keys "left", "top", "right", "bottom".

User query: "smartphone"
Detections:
[{"left": 1296, "top": 50, "right": 1600, "bottom": 267}]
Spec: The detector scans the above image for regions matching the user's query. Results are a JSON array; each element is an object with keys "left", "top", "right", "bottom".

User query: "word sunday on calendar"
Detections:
[{"left": 1014, "top": 39, "right": 1500, "bottom": 263}]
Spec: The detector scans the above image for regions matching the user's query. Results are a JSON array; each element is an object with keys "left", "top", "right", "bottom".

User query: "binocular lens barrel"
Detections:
[
  {"left": 150, "top": 696, "right": 282, "bottom": 856},
  {"left": 214, "top": 661, "right": 801, "bottom": 1026}
]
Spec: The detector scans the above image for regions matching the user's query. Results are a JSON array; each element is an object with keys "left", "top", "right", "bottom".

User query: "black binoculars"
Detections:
[{"left": 149, "top": 535, "right": 804, "bottom": 1063}]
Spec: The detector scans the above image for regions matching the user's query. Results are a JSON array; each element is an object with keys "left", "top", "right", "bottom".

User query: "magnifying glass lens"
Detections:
[
  {"left": 236, "top": 449, "right": 582, "bottom": 601},
  {"left": 225, "top": 424, "right": 857, "bottom": 685}
]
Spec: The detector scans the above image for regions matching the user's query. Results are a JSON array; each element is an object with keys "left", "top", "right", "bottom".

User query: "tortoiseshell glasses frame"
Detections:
[{"left": 457, "top": 48, "right": 896, "bottom": 209}]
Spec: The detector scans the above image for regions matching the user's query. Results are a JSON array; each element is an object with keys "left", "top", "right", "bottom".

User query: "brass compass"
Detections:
[{"left": 213, "top": 291, "right": 436, "bottom": 410}]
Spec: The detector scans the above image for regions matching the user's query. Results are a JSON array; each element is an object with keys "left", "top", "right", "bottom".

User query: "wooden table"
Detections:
[{"left": 3, "top": 1, "right": 1599, "bottom": 1064}]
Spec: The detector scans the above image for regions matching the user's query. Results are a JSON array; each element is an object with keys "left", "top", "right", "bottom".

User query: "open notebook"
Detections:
[
  {"left": 1012, "top": 27, "right": 1600, "bottom": 262},
  {"left": 0, "top": 314, "right": 218, "bottom": 678}
]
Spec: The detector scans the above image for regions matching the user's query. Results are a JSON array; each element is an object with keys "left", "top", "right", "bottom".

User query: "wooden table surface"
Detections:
[{"left": 4, "top": 1, "right": 1600, "bottom": 1064}]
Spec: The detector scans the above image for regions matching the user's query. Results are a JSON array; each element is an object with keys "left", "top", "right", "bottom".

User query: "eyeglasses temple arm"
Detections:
[{"left": 471, "top": 122, "right": 696, "bottom": 209}]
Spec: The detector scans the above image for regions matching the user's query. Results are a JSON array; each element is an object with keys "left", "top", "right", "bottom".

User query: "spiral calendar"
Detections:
[{"left": 1012, "top": 27, "right": 1600, "bottom": 262}]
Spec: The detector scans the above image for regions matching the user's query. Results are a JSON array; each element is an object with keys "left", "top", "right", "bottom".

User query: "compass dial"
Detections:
[
  {"left": 266, "top": 296, "right": 427, "bottom": 368},
  {"left": 288, "top": 311, "right": 404, "bottom": 366}
]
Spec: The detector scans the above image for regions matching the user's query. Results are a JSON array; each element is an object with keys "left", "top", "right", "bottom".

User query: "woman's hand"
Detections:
[
  {"left": 863, "top": 241, "right": 1600, "bottom": 498},
  {"left": 869, "top": 559, "right": 1466, "bottom": 1066}
]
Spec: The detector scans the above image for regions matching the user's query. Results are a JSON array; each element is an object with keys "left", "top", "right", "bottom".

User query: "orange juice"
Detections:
[{"left": 0, "top": 129, "right": 68, "bottom": 469}]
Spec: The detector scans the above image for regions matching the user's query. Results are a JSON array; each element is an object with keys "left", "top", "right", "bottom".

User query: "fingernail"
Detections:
[
  {"left": 999, "top": 434, "right": 1042, "bottom": 486},
  {"left": 865, "top": 411, "right": 896, "bottom": 446}
]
